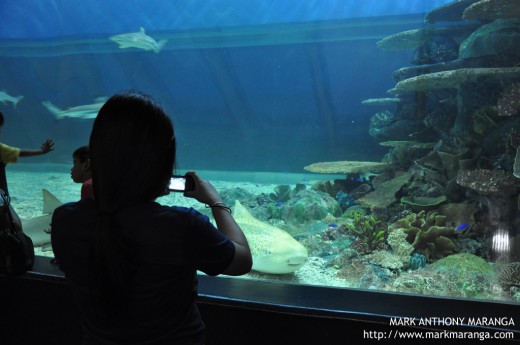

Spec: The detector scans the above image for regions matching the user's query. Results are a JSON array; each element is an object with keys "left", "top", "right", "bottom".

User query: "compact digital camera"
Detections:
[{"left": 168, "top": 175, "right": 195, "bottom": 192}]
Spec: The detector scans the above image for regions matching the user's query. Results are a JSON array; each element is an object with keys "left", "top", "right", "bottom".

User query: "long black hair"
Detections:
[{"left": 89, "top": 90, "right": 176, "bottom": 315}]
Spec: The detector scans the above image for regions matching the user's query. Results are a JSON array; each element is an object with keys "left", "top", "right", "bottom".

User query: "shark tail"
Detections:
[
  {"left": 154, "top": 39, "right": 168, "bottom": 54},
  {"left": 13, "top": 95, "right": 24, "bottom": 108},
  {"left": 42, "top": 101, "right": 64, "bottom": 120}
]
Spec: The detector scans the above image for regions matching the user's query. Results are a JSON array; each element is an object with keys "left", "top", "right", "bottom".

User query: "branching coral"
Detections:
[{"left": 347, "top": 212, "right": 386, "bottom": 252}]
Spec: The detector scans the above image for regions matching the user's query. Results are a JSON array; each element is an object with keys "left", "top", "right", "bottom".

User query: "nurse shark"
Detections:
[
  {"left": 232, "top": 200, "right": 308, "bottom": 274},
  {"left": 22, "top": 192, "right": 309, "bottom": 275}
]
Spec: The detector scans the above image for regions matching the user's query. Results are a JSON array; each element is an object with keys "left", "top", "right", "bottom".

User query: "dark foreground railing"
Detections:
[{"left": 1, "top": 256, "right": 519, "bottom": 344}]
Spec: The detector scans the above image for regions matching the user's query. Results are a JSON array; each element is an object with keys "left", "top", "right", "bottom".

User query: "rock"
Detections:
[
  {"left": 425, "top": 0, "right": 480, "bottom": 24},
  {"left": 388, "top": 67, "right": 520, "bottom": 94},
  {"left": 392, "top": 56, "right": 501, "bottom": 81},
  {"left": 376, "top": 24, "right": 478, "bottom": 51},
  {"left": 304, "top": 161, "right": 394, "bottom": 174},
  {"left": 411, "top": 35, "right": 459, "bottom": 65},
  {"left": 463, "top": 0, "right": 520, "bottom": 22},
  {"left": 278, "top": 189, "right": 341, "bottom": 224},
  {"left": 361, "top": 98, "right": 406, "bottom": 106},
  {"left": 460, "top": 19, "right": 520, "bottom": 60},
  {"left": 401, "top": 195, "right": 448, "bottom": 211},
  {"left": 369, "top": 119, "right": 420, "bottom": 142}
]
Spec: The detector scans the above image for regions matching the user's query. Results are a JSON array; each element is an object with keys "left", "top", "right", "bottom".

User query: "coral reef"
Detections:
[
  {"left": 386, "top": 227, "right": 414, "bottom": 269},
  {"left": 357, "top": 171, "right": 410, "bottom": 212},
  {"left": 400, "top": 195, "right": 448, "bottom": 211},
  {"left": 274, "top": 189, "right": 341, "bottom": 225},
  {"left": 456, "top": 169, "right": 518, "bottom": 195},
  {"left": 302, "top": 0, "right": 520, "bottom": 302},
  {"left": 426, "top": 0, "right": 479, "bottom": 24},
  {"left": 463, "top": 0, "right": 520, "bottom": 22},
  {"left": 389, "top": 210, "right": 458, "bottom": 262},
  {"left": 268, "top": 183, "right": 306, "bottom": 203},
  {"left": 335, "top": 191, "right": 357, "bottom": 211},
  {"left": 304, "top": 160, "right": 394, "bottom": 174},
  {"left": 499, "top": 262, "right": 520, "bottom": 290},
  {"left": 409, "top": 253, "right": 427, "bottom": 270},
  {"left": 384, "top": 253, "right": 497, "bottom": 299},
  {"left": 459, "top": 19, "right": 520, "bottom": 60},
  {"left": 496, "top": 82, "right": 520, "bottom": 117},
  {"left": 389, "top": 67, "right": 520, "bottom": 94},
  {"left": 346, "top": 213, "right": 386, "bottom": 252}
]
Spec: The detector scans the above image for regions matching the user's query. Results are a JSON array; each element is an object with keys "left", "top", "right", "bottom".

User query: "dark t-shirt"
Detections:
[{"left": 51, "top": 198, "right": 235, "bottom": 345}]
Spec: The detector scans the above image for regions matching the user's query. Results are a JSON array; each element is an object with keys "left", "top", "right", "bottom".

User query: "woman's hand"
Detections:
[{"left": 183, "top": 171, "right": 223, "bottom": 205}]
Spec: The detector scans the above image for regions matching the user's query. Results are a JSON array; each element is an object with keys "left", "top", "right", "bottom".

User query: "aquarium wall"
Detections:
[{"left": 2, "top": 0, "right": 520, "bottom": 311}]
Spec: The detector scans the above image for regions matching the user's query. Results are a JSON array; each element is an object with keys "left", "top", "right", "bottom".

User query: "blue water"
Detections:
[
  {"left": 0, "top": 0, "right": 454, "bottom": 172},
  {"left": 1, "top": 0, "right": 453, "bottom": 39}
]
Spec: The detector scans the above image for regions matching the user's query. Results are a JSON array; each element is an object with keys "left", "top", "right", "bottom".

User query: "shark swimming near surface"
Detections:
[
  {"left": 0, "top": 91, "right": 23, "bottom": 107},
  {"left": 20, "top": 189, "right": 62, "bottom": 246},
  {"left": 109, "top": 27, "right": 167, "bottom": 54},
  {"left": 232, "top": 200, "right": 308, "bottom": 274},
  {"left": 42, "top": 97, "right": 107, "bottom": 120}
]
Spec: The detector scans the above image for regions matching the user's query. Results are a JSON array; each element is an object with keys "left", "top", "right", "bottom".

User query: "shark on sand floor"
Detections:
[
  {"left": 22, "top": 192, "right": 309, "bottom": 275},
  {"left": 232, "top": 200, "right": 308, "bottom": 274},
  {"left": 19, "top": 189, "right": 62, "bottom": 246}
]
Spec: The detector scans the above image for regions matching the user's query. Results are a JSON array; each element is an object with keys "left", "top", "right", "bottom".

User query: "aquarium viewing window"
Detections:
[{"left": 1, "top": 0, "right": 520, "bottom": 331}]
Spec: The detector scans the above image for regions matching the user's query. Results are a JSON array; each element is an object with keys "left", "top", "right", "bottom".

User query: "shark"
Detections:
[
  {"left": 0, "top": 91, "right": 23, "bottom": 107},
  {"left": 20, "top": 189, "right": 62, "bottom": 246},
  {"left": 232, "top": 200, "right": 308, "bottom": 274},
  {"left": 109, "top": 27, "right": 167, "bottom": 54},
  {"left": 21, "top": 192, "right": 309, "bottom": 274},
  {"left": 42, "top": 97, "right": 107, "bottom": 120}
]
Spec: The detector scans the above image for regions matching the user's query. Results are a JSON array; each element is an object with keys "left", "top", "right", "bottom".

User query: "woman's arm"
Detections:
[{"left": 184, "top": 171, "right": 252, "bottom": 276}]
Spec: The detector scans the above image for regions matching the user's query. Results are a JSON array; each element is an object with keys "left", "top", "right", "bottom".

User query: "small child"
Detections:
[{"left": 70, "top": 145, "right": 93, "bottom": 199}]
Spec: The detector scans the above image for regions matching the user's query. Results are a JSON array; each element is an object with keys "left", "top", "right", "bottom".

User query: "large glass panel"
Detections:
[{"left": 1, "top": 0, "right": 519, "bottom": 305}]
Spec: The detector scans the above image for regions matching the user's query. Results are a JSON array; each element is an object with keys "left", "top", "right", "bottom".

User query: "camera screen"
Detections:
[{"left": 169, "top": 177, "right": 186, "bottom": 191}]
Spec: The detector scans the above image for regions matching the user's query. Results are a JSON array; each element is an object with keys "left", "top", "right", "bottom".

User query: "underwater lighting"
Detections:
[{"left": 492, "top": 227, "right": 510, "bottom": 253}]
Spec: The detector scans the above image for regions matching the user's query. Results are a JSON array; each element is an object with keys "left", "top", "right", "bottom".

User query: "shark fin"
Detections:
[
  {"left": 42, "top": 189, "right": 62, "bottom": 214},
  {"left": 94, "top": 96, "right": 109, "bottom": 103},
  {"left": 232, "top": 200, "right": 258, "bottom": 223}
]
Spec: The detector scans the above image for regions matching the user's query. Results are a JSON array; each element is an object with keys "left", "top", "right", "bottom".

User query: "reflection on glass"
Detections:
[{"left": 1, "top": 0, "right": 519, "bottom": 306}]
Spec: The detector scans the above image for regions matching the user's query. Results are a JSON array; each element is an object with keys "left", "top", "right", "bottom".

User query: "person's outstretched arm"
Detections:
[
  {"left": 184, "top": 171, "right": 252, "bottom": 276},
  {"left": 19, "top": 139, "right": 55, "bottom": 157}
]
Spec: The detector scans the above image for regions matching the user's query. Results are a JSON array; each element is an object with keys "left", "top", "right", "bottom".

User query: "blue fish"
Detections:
[
  {"left": 455, "top": 223, "right": 469, "bottom": 232},
  {"left": 328, "top": 223, "right": 338, "bottom": 228},
  {"left": 274, "top": 201, "right": 283, "bottom": 207}
]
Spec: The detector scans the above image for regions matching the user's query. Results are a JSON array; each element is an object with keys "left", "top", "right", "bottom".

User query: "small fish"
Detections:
[
  {"left": 455, "top": 223, "right": 469, "bottom": 232},
  {"left": 0, "top": 90, "right": 23, "bottom": 107},
  {"left": 109, "top": 27, "right": 167, "bottom": 54},
  {"left": 42, "top": 97, "right": 108, "bottom": 120},
  {"left": 328, "top": 223, "right": 338, "bottom": 228},
  {"left": 274, "top": 201, "right": 283, "bottom": 207}
]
